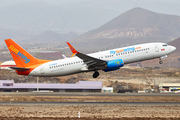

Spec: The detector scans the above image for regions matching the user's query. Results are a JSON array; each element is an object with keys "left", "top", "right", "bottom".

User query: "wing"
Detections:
[
  {"left": 9, "top": 67, "right": 30, "bottom": 71},
  {"left": 76, "top": 52, "right": 107, "bottom": 70},
  {"left": 66, "top": 42, "right": 107, "bottom": 70}
]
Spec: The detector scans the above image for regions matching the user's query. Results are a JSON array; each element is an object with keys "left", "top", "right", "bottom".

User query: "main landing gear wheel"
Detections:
[
  {"left": 159, "top": 58, "right": 163, "bottom": 64},
  {"left": 93, "top": 71, "right": 99, "bottom": 78}
]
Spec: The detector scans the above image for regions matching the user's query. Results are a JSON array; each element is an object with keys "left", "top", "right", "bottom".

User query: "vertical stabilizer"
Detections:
[{"left": 5, "top": 39, "right": 50, "bottom": 68}]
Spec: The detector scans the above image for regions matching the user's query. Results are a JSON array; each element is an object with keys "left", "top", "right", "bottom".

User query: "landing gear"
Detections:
[
  {"left": 93, "top": 71, "right": 99, "bottom": 78},
  {"left": 159, "top": 58, "right": 163, "bottom": 64}
]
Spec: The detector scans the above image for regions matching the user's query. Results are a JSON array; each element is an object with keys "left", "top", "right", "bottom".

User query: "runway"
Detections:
[
  {"left": 0, "top": 102, "right": 180, "bottom": 105},
  {"left": 0, "top": 92, "right": 180, "bottom": 96}
]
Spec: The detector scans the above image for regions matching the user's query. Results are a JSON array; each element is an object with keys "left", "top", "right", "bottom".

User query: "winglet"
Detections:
[{"left": 66, "top": 42, "right": 80, "bottom": 57}]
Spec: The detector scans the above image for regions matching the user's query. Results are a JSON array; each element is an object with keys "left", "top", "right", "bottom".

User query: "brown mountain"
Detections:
[{"left": 70, "top": 8, "right": 180, "bottom": 51}]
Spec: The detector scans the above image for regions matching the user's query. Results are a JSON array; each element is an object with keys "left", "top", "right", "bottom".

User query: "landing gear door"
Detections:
[{"left": 154, "top": 44, "right": 159, "bottom": 52}]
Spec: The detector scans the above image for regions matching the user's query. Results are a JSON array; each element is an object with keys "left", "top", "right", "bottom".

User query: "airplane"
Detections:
[{"left": 5, "top": 39, "right": 176, "bottom": 78}]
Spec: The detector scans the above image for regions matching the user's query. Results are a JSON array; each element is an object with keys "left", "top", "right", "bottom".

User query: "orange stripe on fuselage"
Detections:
[{"left": 135, "top": 47, "right": 141, "bottom": 49}]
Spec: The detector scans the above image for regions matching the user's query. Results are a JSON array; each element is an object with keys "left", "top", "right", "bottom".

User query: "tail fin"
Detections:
[
  {"left": 66, "top": 42, "right": 79, "bottom": 57},
  {"left": 5, "top": 39, "right": 50, "bottom": 68}
]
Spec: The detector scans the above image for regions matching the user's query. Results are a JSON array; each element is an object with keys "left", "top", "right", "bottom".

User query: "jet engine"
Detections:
[{"left": 104, "top": 59, "right": 124, "bottom": 72}]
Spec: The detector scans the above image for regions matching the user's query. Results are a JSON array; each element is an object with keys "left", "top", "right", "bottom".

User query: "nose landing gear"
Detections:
[
  {"left": 159, "top": 58, "right": 163, "bottom": 64},
  {"left": 93, "top": 71, "right": 99, "bottom": 78}
]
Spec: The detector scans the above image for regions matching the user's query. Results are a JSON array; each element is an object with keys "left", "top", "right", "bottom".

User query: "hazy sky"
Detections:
[{"left": 0, "top": 0, "right": 180, "bottom": 16}]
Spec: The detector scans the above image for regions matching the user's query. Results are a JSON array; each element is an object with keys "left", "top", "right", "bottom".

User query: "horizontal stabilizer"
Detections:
[{"left": 9, "top": 67, "right": 30, "bottom": 71}]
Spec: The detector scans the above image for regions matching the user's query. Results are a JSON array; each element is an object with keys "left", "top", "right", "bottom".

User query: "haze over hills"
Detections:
[
  {"left": 0, "top": 3, "right": 180, "bottom": 57},
  {"left": 0, "top": 1, "right": 120, "bottom": 46},
  {"left": 70, "top": 8, "right": 180, "bottom": 51},
  {"left": 0, "top": 1, "right": 119, "bottom": 34},
  {"left": 24, "top": 30, "right": 78, "bottom": 43}
]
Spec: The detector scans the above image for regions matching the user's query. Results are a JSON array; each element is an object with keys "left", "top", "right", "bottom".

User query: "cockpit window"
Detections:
[{"left": 162, "top": 44, "right": 168, "bottom": 47}]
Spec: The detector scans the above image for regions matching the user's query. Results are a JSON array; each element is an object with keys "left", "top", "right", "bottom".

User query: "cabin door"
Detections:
[{"left": 154, "top": 44, "right": 159, "bottom": 52}]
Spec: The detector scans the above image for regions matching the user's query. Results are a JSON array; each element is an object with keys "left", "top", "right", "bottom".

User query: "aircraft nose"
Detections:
[
  {"left": 172, "top": 46, "right": 176, "bottom": 51},
  {"left": 170, "top": 46, "right": 176, "bottom": 52}
]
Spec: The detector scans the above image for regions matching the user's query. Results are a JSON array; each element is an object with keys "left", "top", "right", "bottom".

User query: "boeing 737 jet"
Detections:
[{"left": 5, "top": 39, "right": 176, "bottom": 78}]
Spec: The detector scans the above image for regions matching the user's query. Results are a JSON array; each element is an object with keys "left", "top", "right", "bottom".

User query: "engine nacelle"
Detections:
[{"left": 104, "top": 59, "right": 124, "bottom": 72}]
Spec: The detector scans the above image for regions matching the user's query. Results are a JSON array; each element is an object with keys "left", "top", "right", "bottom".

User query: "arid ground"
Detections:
[
  {"left": 0, "top": 104, "right": 179, "bottom": 120},
  {"left": 0, "top": 95, "right": 179, "bottom": 119}
]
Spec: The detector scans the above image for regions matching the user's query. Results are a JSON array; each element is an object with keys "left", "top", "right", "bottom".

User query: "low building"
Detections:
[
  {"left": 159, "top": 83, "right": 180, "bottom": 93},
  {"left": 101, "top": 86, "right": 113, "bottom": 93},
  {"left": 0, "top": 80, "right": 102, "bottom": 92}
]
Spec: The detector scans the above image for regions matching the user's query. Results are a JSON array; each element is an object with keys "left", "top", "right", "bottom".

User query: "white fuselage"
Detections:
[{"left": 29, "top": 42, "right": 176, "bottom": 77}]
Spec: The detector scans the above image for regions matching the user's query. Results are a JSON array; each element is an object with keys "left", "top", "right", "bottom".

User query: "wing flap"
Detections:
[
  {"left": 76, "top": 53, "right": 106, "bottom": 63},
  {"left": 9, "top": 67, "right": 30, "bottom": 71},
  {"left": 76, "top": 53, "right": 107, "bottom": 69}
]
